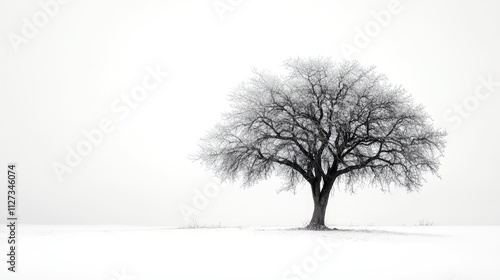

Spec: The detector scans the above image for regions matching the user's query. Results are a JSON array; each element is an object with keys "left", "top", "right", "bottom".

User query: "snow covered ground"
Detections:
[{"left": 0, "top": 225, "right": 499, "bottom": 280}]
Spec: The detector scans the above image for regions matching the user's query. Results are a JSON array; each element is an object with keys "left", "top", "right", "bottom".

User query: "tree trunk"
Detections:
[
  {"left": 308, "top": 198, "right": 328, "bottom": 230},
  {"left": 306, "top": 177, "right": 335, "bottom": 230}
]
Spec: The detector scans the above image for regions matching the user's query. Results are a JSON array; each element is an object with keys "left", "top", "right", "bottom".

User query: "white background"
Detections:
[{"left": 1, "top": 0, "right": 499, "bottom": 227}]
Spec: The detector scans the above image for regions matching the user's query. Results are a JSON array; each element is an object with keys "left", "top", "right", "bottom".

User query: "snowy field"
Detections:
[{"left": 1, "top": 225, "right": 499, "bottom": 280}]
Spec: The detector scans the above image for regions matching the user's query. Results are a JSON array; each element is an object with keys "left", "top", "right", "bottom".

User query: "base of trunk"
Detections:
[{"left": 304, "top": 224, "right": 338, "bottom": 231}]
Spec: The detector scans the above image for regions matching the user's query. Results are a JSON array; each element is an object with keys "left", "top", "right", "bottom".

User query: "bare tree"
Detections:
[{"left": 197, "top": 57, "right": 446, "bottom": 230}]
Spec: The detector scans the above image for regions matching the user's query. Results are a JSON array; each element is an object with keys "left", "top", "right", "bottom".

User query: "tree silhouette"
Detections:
[{"left": 197, "top": 57, "right": 446, "bottom": 230}]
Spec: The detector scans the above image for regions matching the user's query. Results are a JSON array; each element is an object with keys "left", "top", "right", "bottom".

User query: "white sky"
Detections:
[{"left": 0, "top": 0, "right": 499, "bottom": 227}]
